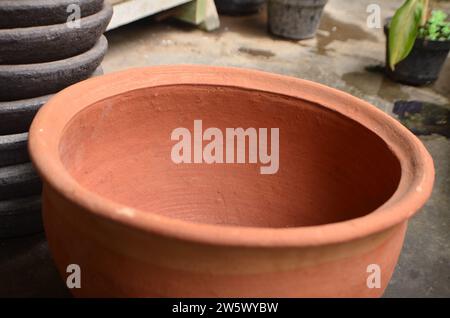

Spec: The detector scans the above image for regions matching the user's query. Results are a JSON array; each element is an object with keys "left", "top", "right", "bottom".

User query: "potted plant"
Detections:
[
  {"left": 214, "top": 0, "right": 266, "bottom": 15},
  {"left": 386, "top": 0, "right": 450, "bottom": 85},
  {"left": 268, "top": 0, "right": 328, "bottom": 40}
]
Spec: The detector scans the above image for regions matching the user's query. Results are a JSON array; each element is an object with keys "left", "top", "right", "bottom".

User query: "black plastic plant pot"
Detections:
[
  {"left": 215, "top": 0, "right": 265, "bottom": 15},
  {"left": 268, "top": 0, "right": 328, "bottom": 40},
  {"left": 385, "top": 24, "right": 450, "bottom": 86}
]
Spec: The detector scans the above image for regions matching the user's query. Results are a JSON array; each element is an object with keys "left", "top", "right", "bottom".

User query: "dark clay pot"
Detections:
[
  {"left": 0, "top": 133, "right": 29, "bottom": 167},
  {"left": 0, "top": 196, "right": 42, "bottom": 238},
  {"left": 0, "top": 0, "right": 104, "bottom": 29},
  {"left": 268, "top": 0, "right": 328, "bottom": 40},
  {"left": 215, "top": 0, "right": 266, "bottom": 15},
  {"left": 0, "top": 163, "right": 42, "bottom": 201},
  {"left": 384, "top": 24, "right": 450, "bottom": 86},
  {"left": 0, "top": 4, "right": 112, "bottom": 65},
  {"left": 0, "top": 67, "right": 103, "bottom": 135},
  {"left": 0, "top": 36, "right": 108, "bottom": 101},
  {"left": 0, "top": 95, "right": 51, "bottom": 136}
]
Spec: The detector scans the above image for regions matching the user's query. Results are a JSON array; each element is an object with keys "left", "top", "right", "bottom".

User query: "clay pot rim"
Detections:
[
  {"left": 0, "top": 3, "right": 111, "bottom": 33},
  {"left": 28, "top": 65, "right": 434, "bottom": 247}
]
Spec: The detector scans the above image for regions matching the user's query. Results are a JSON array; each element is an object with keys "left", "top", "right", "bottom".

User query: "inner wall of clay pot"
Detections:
[{"left": 59, "top": 85, "right": 401, "bottom": 228}]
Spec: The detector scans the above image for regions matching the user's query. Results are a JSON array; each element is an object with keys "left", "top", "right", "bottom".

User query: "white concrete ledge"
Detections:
[{"left": 106, "top": 0, "right": 192, "bottom": 31}]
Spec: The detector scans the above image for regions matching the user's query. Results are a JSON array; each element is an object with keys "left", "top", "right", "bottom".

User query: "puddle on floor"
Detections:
[
  {"left": 342, "top": 67, "right": 410, "bottom": 102},
  {"left": 393, "top": 101, "right": 450, "bottom": 138},
  {"left": 238, "top": 47, "right": 275, "bottom": 58},
  {"left": 316, "top": 12, "right": 379, "bottom": 55},
  {"left": 216, "top": 9, "right": 268, "bottom": 39}
]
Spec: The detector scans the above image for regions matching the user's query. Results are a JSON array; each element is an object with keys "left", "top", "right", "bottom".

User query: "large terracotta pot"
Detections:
[{"left": 29, "top": 66, "right": 434, "bottom": 297}]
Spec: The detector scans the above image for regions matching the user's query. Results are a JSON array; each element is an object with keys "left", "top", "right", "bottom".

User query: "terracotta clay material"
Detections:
[
  {"left": 0, "top": 163, "right": 42, "bottom": 201},
  {"left": 0, "top": 133, "right": 29, "bottom": 167},
  {"left": 29, "top": 66, "right": 434, "bottom": 297},
  {"left": 0, "top": 0, "right": 104, "bottom": 29},
  {"left": 0, "top": 36, "right": 107, "bottom": 101},
  {"left": 0, "top": 196, "right": 42, "bottom": 238},
  {"left": 0, "top": 4, "right": 112, "bottom": 65},
  {"left": 0, "top": 67, "right": 103, "bottom": 135}
]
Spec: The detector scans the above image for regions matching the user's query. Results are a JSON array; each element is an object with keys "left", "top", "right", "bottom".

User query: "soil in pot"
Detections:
[
  {"left": 268, "top": 0, "right": 328, "bottom": 40},
  {"left": 0, "top": 163, "right": 42, "bottom": 201},
  {"left": 0, "top": 36, "right": 108, "bottom": 101},
  {"left": 0, "top": 196, "right": 42, "bottom": 238},
  {"left": 0, "top": 133, "right": 29, "bottom": 167},
  {"left": 384, "top": 24, "right": 450, "bottom": 86},
  {"left": 29, "top": 66, "right": 433, "bottom": 297},
  {"left": 0, "top": 4, "right": 113, "bottom": 65},
  {"left": 0, "top": 0, "right": 104, "bottom": 29},
  {"left": 215, "top": 0, "right": 266, "bottom": 15}
]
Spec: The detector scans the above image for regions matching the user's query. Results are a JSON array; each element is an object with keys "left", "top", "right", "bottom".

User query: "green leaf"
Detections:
[{"left": 388, "top": 0, "right": 424, "bottom": 70}]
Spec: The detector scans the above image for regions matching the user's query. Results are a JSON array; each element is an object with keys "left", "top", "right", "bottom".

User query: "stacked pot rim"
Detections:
[{"left": 0, "top": 0, "right": 111, "bottom": 238}]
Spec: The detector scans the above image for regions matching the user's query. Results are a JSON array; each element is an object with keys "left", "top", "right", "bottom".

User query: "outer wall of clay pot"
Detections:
[
  {"left": 0, "top": 67, "right": 103, "bottom": 135},
  {"left": 0, "top": 36, "right": 108, "bottom": 101},
  {"left": 268, "top": 0, "right": 328, "bottom": 40},
  {"left": 29, "top": 66, "right": 434, "bottom": 297},
  {"left": 0, "top": 0, "right": 104, "bottom": 29},
  {"left": 0, "top": 133, "right": 29, "bottom": 166},
  {"left": 0, "top": 196, "right": 42, "bottom": 239},
  {"left": 0, "top": 4, "right": 113, "bottom": 65},
  {"left": 44, "top": 184, "right": 406, "bottom": 297}
]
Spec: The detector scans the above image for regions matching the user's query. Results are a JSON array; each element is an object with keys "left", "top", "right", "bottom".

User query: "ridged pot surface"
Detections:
[
  {"left": 0, "top": 4, "right": 112, "bottom": 65},
  {"left": 0, "top": 36, "right": 108, "bottom": 101},
  {"left": 0, "top": 0, "right": 104, "bottom": 29},
  {"left": 0, "top": 67, "right": 103, "bottom": 135}
]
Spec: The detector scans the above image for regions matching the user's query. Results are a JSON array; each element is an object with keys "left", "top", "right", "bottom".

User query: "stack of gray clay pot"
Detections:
[{"left": 0, "top": 0, "right": 112, "bottom": 238}]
